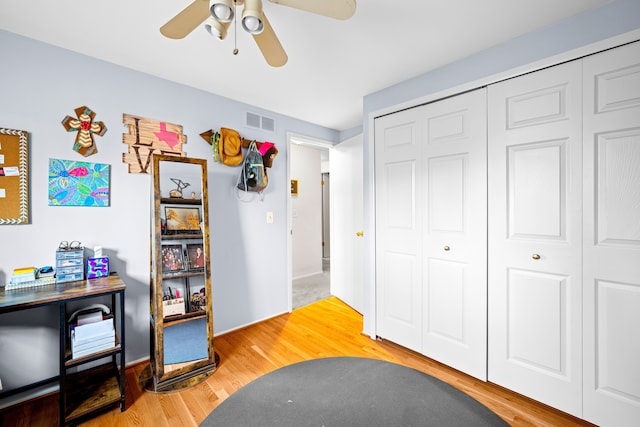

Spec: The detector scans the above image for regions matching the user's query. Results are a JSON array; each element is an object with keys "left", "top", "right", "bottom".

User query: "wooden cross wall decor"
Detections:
[
  {"left": 122, "top": 113, "right": 186, "bottom": 174},
  {"left": 61, "top": 106, "right": 107, "bottom": 157}
]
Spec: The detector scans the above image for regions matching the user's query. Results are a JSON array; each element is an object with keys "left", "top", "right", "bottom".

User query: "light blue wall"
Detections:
[
  {"left": 360, "top": 0, "right": 640, "bottom": 335},
  {"left": 0, "top": 29, "right": 337, "bottom": 399}
]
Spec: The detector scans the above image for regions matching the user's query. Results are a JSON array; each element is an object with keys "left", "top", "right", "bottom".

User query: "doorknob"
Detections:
[{"left": 356, "top": 231, "right": 364, "bottom": 237}]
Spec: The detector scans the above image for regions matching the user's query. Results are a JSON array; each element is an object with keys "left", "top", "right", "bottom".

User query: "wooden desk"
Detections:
[{"left": 0, "top": 273, "right": 126, "bottom": 425}]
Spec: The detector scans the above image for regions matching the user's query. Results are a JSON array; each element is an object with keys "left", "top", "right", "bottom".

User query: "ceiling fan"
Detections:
[{"left": 160, "top": 0, "right": 357, "bottom": 67}]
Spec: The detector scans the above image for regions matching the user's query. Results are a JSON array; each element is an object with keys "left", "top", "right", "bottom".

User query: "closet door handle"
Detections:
[{"left": 532, "top": 253, "right": 541, "bottom": 260}]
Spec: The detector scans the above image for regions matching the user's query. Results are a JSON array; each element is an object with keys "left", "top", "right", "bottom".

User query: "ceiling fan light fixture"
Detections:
[
  {"left": 210, "top": 0, "right": 234, "bottom": 23},
  {"left": 241, "top": 0, "right": 264, "bottom": 34},
  {"left": 204, "top": 17, "right": 231, "bottom": 40}
]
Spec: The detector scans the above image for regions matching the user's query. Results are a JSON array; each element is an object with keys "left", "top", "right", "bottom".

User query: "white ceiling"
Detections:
[{"left": 0, "top": 0, "right": 607, "bottom": 131}]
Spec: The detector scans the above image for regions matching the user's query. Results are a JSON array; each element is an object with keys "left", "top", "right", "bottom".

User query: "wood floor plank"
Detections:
[{"left": 0, "top": 297, "right": 595, "bottom": 427}]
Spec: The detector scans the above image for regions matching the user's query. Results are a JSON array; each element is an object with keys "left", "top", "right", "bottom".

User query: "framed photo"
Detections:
[
  {"left": 164, "top": 206, "right": 201, "bottom": 234},
  {"left": 190, "top": 285, "right": 207, "bottom": 312},
  {"left": 161, "top": 244, "right": 185, "bottom": 273},
  {"left": 186, "top": 243, "right": 205, "bottom": 270}
]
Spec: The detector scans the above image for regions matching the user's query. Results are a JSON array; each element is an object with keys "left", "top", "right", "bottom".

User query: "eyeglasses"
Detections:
[{"left": 59, "top": 240, "right": 82, "bottom": 250}]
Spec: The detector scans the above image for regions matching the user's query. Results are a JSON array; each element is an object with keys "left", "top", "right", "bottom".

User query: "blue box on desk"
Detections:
[{"left": 56, "top": 247, "right": 84, "bottom": 283}]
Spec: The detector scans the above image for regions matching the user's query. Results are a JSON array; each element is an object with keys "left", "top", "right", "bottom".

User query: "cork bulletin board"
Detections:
[{"left": 0, "top": 127, "right": 29, "bottom": 224}]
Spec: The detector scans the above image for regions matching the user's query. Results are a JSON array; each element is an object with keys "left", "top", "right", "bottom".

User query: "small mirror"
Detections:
[{"left": 146, "top": 155, "right": 216, "bottom": 392}]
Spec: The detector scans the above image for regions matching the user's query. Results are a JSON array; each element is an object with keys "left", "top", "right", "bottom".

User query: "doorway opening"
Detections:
[{"left": 288, "top": 134, "right": 332, "bottom": 310}]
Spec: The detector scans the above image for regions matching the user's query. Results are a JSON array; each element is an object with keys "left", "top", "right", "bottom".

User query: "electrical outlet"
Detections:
[{"left": 266, "top": 211, "right": 274, "bottom": 224}]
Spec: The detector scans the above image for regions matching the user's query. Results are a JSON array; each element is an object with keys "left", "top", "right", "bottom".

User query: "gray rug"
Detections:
[{"left": 201, "top": 357, "right": 508, "bottom": 427}]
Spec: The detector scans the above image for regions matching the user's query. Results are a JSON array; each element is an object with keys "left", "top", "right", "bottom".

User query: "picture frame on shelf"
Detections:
[
  {"left": 186, "top": 243, "right": 205, "bottom": 270},
  {"left": 161, "top": 244, "right": 185, "bottom": 273},
  {"left": 190, "top": 285, "right": 207, "bottom": 312},
  {"left": 164, "top": 206, "right": 201, "bottom": 234}
]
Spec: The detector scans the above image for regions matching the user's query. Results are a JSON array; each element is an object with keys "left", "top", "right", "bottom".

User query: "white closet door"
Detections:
[
  {"left": 488, "top": 60, "right": 583, "bottom": 416},
  {"left": 420, "top": 89, "right": 487, "bottom": 380},
  {"left": 375, "top": 107, "right": 424, "bottom": 352},
  {"left": 375, "top": 89, "right": 487, "bottom": 378},
  {"left": 582, "top": 40, "right": 640, "bottom": 427}
]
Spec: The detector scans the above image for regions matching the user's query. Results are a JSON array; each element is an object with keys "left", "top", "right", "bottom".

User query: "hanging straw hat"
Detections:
[{"left": 219, "top": 127, "right": 243, "bottom": 166}]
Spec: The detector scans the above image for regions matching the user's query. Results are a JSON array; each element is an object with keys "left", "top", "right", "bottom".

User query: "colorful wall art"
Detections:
[{"left": 48, "top": 158, "right": 110, "bottom": 206}]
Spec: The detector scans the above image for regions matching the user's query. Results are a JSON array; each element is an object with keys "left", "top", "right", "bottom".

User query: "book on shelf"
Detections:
[
  {"left": 13, "top": 266, "right": 36, "bottom": 275},
  {"left": 70, "top": 317, "right": 114, "bottom": 342},
  {"left": 71, "top": 330, "right": 116, "bottom": 358},
  {"left": 10, "top": 267, "right": 37, "bottom": 284}
]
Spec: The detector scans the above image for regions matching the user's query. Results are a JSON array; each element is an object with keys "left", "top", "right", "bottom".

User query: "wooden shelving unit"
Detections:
[
  {"left": 0, "top": 274, "right": 126, "bottom": 425},
  {"left": 147, "top": 155, "right": 216, "bottom": 393}
]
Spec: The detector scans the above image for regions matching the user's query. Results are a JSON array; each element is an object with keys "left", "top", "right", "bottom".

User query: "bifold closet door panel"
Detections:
[
  {"left": 582, "top": 40, "right": 640, "bottom": 427},
  {"left": 374, "top": 107, "right": 424, "bottom": 352},
  {"left": 375, "top": 89, "right": 488, "bottom": 380},
  {"left": 420, "top": 88, "right": 487, "bottom": 381},
  {"left": 487, "top": 60, "right": 583, "bottom": 417}
]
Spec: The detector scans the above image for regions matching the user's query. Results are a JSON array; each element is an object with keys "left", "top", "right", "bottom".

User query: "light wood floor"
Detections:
[{"left": 1, "top": 296, "right": 595, "bottom": 427}]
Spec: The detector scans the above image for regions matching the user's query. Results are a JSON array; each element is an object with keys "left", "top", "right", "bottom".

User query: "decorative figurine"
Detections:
[{"left": 169, "top": 178, "right": 190, "bottom": 198}]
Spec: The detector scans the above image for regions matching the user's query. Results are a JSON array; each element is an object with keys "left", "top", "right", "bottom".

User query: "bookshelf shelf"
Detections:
[
  {"left": 64, "top": 336, "right": 121, "bottom": 368},
  {"left": 64, "top": 363, "right": 121, "bottom": 423}
]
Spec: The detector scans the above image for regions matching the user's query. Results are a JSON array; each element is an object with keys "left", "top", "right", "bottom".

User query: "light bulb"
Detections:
[
  {"left": 213, "top": 4, "right": 232, "bottom": 21},
  {"left": 244, "top": 16, "right": 260, "bottom": 32},
  {"left": 204, "top": 17, "right": 229, "bottom": 40}
]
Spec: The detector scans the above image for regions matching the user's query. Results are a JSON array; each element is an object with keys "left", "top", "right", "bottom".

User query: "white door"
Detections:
[
  {"left": 330, "top": 134, "right": 364, "bottom": 313},
  {"left": 420, "top": 89, "right": 487, "bottom": 380},
  {"left": 488, "top": 60, "right": 583, "bottom": 416},
  {"left": 582, "top": 41, "right": 640, "bottom": 427},
  {"left": 375, "top": 89, "right": 487, "bottom": 379},
  {"left": 375, "top": 107, "right": 424, "bottom": 351}
]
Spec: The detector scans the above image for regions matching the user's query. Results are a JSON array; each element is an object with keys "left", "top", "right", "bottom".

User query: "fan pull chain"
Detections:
[{"left": 233, "top": 0, "right": 239, "bottom": 55}]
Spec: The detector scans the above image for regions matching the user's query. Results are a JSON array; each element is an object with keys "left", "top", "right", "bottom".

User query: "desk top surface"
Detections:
[{"left": 0, "top": 273, "right": 125, "bottom": 312}]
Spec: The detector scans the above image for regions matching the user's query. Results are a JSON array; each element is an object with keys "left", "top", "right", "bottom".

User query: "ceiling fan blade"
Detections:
[
  {"left": 253, "top": 13, "right": 288, "bottom": 67},
  {"left": 268, "top": 0, "right": 356, "bottom": 20},
  {"left": 160, "top": 0, "right": 211, "bottom": 39}
]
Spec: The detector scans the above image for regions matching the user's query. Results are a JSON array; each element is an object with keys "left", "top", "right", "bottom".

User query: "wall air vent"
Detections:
[
  {"left": 261, "top": 116, "right": 275, "bottom": 132},
  {"left": 246, "top": 112, "right": 261, "bottom": 129},
  {"left": 246, "top": 111, "right": 276, "bottom": 132}
]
